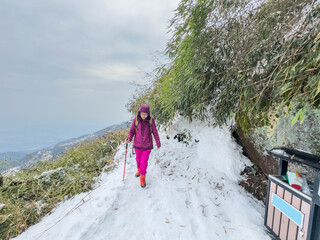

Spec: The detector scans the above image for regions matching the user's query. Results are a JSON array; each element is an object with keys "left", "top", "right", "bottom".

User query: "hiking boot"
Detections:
[
  {"left": 135, "top": 169, "right": 140, "bottom": 177},
  {"left": 140, "top": 174, "right": 146, "bottom": 188}
]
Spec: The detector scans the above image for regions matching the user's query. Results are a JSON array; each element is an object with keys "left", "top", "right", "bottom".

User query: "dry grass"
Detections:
[{"left": 0, "top": 129, "right": 128, "bottom": 240}]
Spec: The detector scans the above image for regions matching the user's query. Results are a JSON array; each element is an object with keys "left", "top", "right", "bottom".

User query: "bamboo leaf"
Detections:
[
  {"left": 299, "top": 107, "right": 306, "bottom": 124},
  {"left": 291, "top": 107, "right": 306, "bottom": 126},
  {"left": 291, "top": 111, "right": 299, "bottom": 126},
  {"left": 315, "top": 80, "right": 320, "bottom": 97},
  {"left": 305, "top": 68, "right": 318, "bottom": 72},
  {"left": 280, "top": 82, "right": 292, "bottom": 94},
  {"left": 313, "top": 31, "right": 320, "bottom": 43}
]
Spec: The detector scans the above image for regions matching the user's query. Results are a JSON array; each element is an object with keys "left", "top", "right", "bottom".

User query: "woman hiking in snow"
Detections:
[{"left": 125, "top": 104, "right": 161, "bottom": 188}]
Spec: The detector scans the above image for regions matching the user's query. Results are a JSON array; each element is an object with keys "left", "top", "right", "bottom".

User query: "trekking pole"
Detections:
[{"left": 123, "top": 142, "right": 128, "bottom": 181}]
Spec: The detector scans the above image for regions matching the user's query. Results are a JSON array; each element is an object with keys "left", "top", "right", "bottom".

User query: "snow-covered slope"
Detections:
[{"left": 12, "top": 118, "right": 271, "bottom": 240}]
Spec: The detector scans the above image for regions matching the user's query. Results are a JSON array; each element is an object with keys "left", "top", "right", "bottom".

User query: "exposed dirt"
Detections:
[
  {"left": 239, "top": 164, "right": 269, "bottom": 204},
  {"left": 232, "top": 127, "right": 278, "bottom": 175},
  {"left": 231, "top": 127, "right": 270, "bottom": 204}
]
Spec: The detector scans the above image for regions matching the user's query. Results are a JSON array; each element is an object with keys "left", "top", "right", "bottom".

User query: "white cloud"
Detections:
[
  {"left": 0, "top": 0, "right": 180, "bottom": 152},
  {"left": 83, "top": 63, "right": 142, "bottom": 82}
]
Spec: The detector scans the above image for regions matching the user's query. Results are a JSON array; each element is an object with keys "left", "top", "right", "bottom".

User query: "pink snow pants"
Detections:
[{"left": 134, "top": 149, "right": 151, "bottom": 175}]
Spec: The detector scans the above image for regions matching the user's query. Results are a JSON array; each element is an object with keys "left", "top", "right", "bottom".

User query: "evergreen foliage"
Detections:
[{"left": 127, "top": 0, "right": 320, "bottom": 129}]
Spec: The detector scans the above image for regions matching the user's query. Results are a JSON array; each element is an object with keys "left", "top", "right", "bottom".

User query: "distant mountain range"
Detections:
[{"left": 0, "top": 121, "right": 129, "bottom": 173}]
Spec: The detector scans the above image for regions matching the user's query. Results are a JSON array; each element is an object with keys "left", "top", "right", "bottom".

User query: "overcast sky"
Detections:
[{"left": 0, "top": 0, "right": 179, "bottom": 152}]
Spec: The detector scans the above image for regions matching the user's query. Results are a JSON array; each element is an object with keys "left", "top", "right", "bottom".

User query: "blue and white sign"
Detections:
[{"left": 272, "top": 193, "right": 304, "bottom": 228}]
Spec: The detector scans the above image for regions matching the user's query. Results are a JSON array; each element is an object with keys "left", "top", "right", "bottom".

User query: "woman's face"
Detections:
[{"left": 140, "top": 112, "right": 148, "bottom": 120}]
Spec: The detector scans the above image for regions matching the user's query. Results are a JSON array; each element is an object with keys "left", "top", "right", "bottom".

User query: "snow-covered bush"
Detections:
[{"left": 128, "top": 0, "right": 320, "bottom": 131}]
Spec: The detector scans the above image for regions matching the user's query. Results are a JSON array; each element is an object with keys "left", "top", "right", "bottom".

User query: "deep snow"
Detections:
[{"left": 12, "top": 118, "right": 271, "bottom": 240}]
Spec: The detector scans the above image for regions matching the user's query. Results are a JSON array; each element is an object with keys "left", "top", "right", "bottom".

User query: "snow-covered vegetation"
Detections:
[
  {"left": 12, "top": 118, "right": 271, "bottom": 240},
  {"left": 0, "top": 130, "right": 127, "bottom": 240},
  {"left": 2, "top": 0, "right": 319, "bottom": 239},
  {"left": 127, "top": 0, "right": 320, "bottom": 136}
]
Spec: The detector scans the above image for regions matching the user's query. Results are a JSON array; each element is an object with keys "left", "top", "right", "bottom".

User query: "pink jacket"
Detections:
[{"left": 127, "top": 104, "right": 161, "bottom": 150}]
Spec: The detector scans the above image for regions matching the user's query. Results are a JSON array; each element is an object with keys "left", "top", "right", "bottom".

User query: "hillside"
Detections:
[
  {"left": 0, "top": 122, "right": 129, "bottom": 173},
  {"left": 0, "top": 129, "right": 128, "bottom": 240},
  {"left": 12, "top": 118, "right": 271, "bottom": 240},
  {"left": 127, "top": 0, "right": 320, "bottom": 176}
]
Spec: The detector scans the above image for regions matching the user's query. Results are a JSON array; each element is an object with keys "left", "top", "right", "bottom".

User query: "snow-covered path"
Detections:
[{"left": 13, "top": 119, "right": 271, "bottom": 240}]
